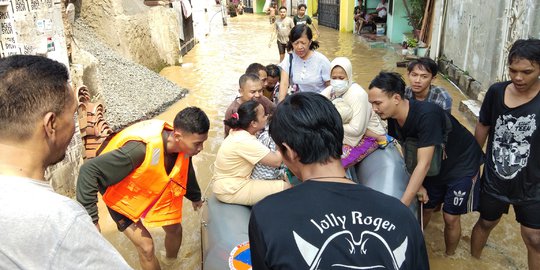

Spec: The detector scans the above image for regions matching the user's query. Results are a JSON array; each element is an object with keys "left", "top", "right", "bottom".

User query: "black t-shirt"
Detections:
[
  {"left": 479, "top": 81, "right": 540, "bottom": 204},
  {"left": 293, "top": 15, "right": 312, "bottom": 25},
  {"left": 388, "top": 99, "right": 482, "bottom": 184},
  {"left": 249, "top": 181, "right": 428, "bottom": 270}
]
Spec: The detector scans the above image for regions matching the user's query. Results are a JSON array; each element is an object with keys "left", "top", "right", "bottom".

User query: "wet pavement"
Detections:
[{"left": 99, "top": 12, "right": 527, "bottom": 270}]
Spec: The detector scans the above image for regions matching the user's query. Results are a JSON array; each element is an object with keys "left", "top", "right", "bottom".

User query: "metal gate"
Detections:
[{"left": 317, "top": 0, "right": 339, "bottom": 29}]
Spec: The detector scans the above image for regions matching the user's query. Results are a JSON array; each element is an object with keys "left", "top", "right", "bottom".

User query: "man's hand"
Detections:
[
  {"left": 192, "top": 200, "right": 203, "bottom": 211},
  {"left": 417, "top": 186, "right": 429, "bottom": 204}
]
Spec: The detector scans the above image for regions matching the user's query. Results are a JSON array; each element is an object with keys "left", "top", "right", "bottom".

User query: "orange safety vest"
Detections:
[{"left": 100, "top": 120, "right": 190, "bottom": 228}]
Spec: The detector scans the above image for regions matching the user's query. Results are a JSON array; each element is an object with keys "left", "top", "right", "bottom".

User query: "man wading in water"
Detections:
[{"left": 77, "top": 107, "right": 209, "bottom": 270}]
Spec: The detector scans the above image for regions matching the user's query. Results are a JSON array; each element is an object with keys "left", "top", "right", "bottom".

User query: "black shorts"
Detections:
[
  {"left": 479, "top": 192, "right": 540, "bottom": 229},
  {"left": 277, "top": 42, "right": 287, "bottom": 55},
  {"left": 107, "top": 207, "right": 134, "bottom": 232}
]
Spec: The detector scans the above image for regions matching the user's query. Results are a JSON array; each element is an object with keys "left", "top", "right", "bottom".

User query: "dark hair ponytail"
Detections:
[{"left": 224, "top": 100, "right": 260, "bottom": 130}]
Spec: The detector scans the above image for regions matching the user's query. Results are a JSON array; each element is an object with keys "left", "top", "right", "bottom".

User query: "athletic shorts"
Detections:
[
  {"left": 107, "top": 207, "right": 133, "bottom": 232},
  {"left": 277, "top": 42, "right": 287, "bottom": 55},
  {"left": 423, "top": 172, "right": 480, "bottom": 215},
  {"left": 478, "top": 192, "right": 540, "bottom": 229},
  {"left": 215, "top": 179, "right": 286, "bottom": 206}
]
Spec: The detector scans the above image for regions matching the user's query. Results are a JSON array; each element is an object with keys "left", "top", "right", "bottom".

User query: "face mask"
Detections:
[{"left": 331, "top": 79, "right": 349, "bottom": 96}]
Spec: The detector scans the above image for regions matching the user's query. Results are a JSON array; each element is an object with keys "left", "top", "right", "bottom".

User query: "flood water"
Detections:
[{"left": 99, "top": 13, "right": 527, "bottom": 270}]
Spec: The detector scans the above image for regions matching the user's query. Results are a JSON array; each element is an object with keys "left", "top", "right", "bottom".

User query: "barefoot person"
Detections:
[
  {"left": 368, "top": 72, "right": 483, "bottom": 255},
  {"left": 77, "top": 107, "right": 209, "bottom": 270},
  {"left": 471, "top": 39, "right": 540, "bottom": 269}
]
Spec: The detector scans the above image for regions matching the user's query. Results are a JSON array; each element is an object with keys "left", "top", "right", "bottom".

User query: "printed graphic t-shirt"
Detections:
[
  {"left": 293, "top": 15, "right": 312, "bottom": 25},
  {"left": 275, "top": 17, "right": 295, "bottom": 44},
  {"left": 479, "top": 81, "right": 540, "bottom": 204},
  {"left": 249, "top": 181, "right": 429, "bottom": 270}
]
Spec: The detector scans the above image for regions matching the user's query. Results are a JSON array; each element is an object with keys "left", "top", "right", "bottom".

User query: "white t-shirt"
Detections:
[
  {"left": 0, "top": 175, "right": 131, "bottom": 269},
  {"left": 279, "top": 51, "right": 331, "bottom": 94},
  {"left": 377, "top": 2, "right": 388, "bottom": 18}
]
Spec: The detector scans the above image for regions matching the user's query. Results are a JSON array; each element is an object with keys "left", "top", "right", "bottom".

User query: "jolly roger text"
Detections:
[{"left": 310, "top": 211, "right": 397, "bottom": 234}]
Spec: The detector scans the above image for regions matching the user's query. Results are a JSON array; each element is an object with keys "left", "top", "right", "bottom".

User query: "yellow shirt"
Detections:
[{"left": 213, "top": 130, "right": 270, "bottom": 194}]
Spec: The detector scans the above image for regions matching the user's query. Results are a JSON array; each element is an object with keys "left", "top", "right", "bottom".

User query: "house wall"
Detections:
[
  {"left": 387, "top": 0, "right": 412, "bottom": 43},
  {"left": 340, "top": 0, "right": 355, "bottom": 32},
  {"left": 0, "top": 0, "right": 83, "bottom": 197},
  {"left": 440, "top": 0, "right": 506, "bottom": 89},
  {"left": 438, "top": 0, "right": 539, "bottom": 125}
]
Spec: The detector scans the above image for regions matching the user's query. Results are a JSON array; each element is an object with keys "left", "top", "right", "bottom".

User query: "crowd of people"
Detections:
[
  {"left": 0, "top": 7, "right": 538, "bottom": 270},
  {"left": 215, "top": 35, "right": 540, "bottom": 269}
]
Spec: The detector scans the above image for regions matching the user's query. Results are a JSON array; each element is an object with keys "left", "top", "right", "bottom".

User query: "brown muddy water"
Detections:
[{"left": 98, "top": 13, "right": 527, "bottom": 270}]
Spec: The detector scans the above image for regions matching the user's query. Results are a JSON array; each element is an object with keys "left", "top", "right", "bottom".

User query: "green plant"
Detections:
[
  {"left": 406, "top": 37, "right": 418, "bottom": 48},
  {"left": 402, "top": 0, "right": 426, "bottom": 30}
]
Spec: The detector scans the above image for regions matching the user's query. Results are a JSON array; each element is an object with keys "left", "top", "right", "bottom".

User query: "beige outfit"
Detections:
[
  {"left": 320, "top": 57, "right": 385, "bottom": 146},
  {"left": 213, "top": 130, "right": 285, "bottom": 205}
]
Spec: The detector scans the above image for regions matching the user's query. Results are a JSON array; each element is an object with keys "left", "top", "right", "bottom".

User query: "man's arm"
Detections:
[
  {"left": 401, "top": 146, "right": 434, "bottom": 206},
  {"left": 474, "top": 122, "right": 490, "bottom": 150},
  {"left": 76, "top": 141, "right": 146, "bottom": 224},
  {"left": 185, "top": 157, "right": 202, "bottom": 210},
  {"left": 278, "top": 66, "right": 290, "bottom": 102}
]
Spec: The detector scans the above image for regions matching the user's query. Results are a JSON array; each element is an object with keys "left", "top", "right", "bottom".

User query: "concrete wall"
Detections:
[
  {"left": 80, "top": 0, "right": 182, "bottom": 70},
  {"left": 387, "top": 0, "right": 412, "bottom": 43},
  {"left": 440, "top": 0, "right": 506, "bottom": 88},
  {"left": 0, "top": 0, "right": 83, "bottom": 197},
  {"left": 339, "top": 0, "right": 355, "bottom": 32},
  {"left": 438, "top": 0, "right": 540, "bottom": 125}
]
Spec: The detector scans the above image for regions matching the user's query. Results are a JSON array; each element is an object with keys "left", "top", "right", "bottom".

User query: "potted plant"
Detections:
[
  {"left": 405, "top": 37, "right": 418, "bottom": 55},
  {"left": 402, "top": 0, "right": 426, "bottom": 38}
]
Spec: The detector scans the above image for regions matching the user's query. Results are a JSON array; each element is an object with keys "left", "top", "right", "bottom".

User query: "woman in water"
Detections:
[{"left": 277, "top": 24, "right": 331, "bottom": 102}]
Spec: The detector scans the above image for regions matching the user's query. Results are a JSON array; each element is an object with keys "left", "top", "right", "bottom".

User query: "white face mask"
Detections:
[{"left": 330, "top": 79, "right": 349, "bottom": 96}]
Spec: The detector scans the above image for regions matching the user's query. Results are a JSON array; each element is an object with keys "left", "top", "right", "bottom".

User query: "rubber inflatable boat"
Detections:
[{"left": 201, "top": 142, "right": 417, "bottom": 270}]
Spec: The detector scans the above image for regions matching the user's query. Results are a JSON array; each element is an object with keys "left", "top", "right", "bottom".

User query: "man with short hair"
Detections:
[
  {"left": 77, "top": 107, "right": 209, "bottom": 270},
  {"left": 471, "top": 39, "right": 540, "bottom": 269},
  {"left": 270, "top": 6, "right": 294, "bottom": 62},
  {"left": 246, "top": 63, "right": 268, "bottom": 90},
  {"left": 224, "top": 73, "right": 276, "bottom": 137},
  {"left": 368, "top": 72, "right": 482, "bottom": 255},
  {"left": 265, "top": 64, "right": 280, "bottom": 102},
  {"left": 249, "top": 92, "right": 429, "bottom": 269},
  {"left": 0, "top": 55, "right": 131, "bottom": 269},
  {"left": 405, "top": 57, "right": 453, "bottom": 113},
  {"left": 293, "top": 4, "right": 319, "bottom": 36}
]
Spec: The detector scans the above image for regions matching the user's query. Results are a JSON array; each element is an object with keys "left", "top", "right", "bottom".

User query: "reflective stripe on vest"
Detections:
[{"left": 101, "top": 120, "right": 190, "bottom": 227}]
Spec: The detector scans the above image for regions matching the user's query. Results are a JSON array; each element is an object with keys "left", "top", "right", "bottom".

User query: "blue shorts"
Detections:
[{"left": 423, "top": 172, "right": 480, "bottom": 215}]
